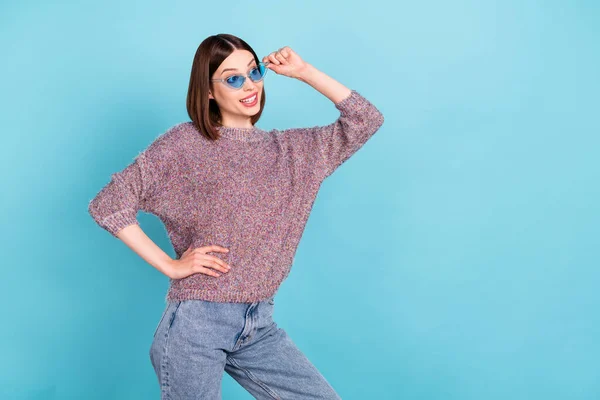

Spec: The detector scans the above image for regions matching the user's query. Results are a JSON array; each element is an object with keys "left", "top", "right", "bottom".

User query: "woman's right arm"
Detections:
[
  {"left": 88, "top": 150, "right": 175, "bottom": 276},
  {"left": 87, "top": 141, "right": 230, "bottom": 279},
  {"left": 114, "top": 224, "right": 175, "bottom": 276}
]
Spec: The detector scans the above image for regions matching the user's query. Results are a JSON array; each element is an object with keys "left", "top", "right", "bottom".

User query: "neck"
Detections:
[{"left": 218, "top": 114, "right": 254, "bottom": 129}]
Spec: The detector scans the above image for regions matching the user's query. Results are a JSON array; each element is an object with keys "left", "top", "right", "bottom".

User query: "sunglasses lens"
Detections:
[
  {"left": 249, "top": 63, "right": 268, "bottom": 82},
  {"left": 223, "top": 63, "right": 268, "bottom": 88},
  {"left": 225, "top": 75, "right": 245, "bottom": 88}
]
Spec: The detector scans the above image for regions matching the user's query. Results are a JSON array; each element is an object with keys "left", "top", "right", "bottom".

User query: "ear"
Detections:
[{"left": 208, "top": 91, "right": 214, "bottom": 100}]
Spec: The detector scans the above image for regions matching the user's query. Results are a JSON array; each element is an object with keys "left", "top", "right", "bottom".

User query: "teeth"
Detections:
[{"left": 240, "top": 94, "right": 256, "bottom": 103}]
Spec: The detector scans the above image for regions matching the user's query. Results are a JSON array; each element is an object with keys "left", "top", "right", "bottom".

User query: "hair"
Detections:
[{"left": 186, "top": 34, "right": 267, "bottom": 141}]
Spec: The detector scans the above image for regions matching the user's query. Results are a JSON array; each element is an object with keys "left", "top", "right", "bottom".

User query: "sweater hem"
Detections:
[{"left": 165, "top": 287, "right": 279, "bottom": 304}]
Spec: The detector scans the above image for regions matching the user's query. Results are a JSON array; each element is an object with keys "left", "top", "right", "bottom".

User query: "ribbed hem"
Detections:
[{"left": 165, "top": 287, "right": 279, "bottom": 304}]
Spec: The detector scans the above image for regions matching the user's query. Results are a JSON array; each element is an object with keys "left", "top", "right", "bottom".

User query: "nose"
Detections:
[{"left": 242, "top": 75, "right": 257, "bottom": 91}]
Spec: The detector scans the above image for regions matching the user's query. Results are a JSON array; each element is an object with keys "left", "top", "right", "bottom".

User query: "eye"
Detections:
[
  {"left": 226, "top": 75, "right": 243, "bottom": 84},
  {"left": 249, "top": 66, "right": 262, "bottom": 79}
]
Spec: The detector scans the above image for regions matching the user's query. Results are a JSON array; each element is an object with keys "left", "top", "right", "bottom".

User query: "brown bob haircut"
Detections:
[{"left": 186, "top": 33, "right": 267, "bottom": 141}]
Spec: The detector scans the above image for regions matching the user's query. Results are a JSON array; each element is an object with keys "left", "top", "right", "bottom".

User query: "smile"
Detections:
[{"left": 239, "top": 93, "right": 258, "bottom": 106}]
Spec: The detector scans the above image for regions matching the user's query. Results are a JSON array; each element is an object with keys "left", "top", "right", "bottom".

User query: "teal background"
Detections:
[{"left": 1, "top": 0, "right": 598, "bottom": 399}]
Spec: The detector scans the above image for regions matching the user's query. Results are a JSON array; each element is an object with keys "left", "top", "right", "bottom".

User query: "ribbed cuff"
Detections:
[
  {"left": 334, "top": 89, "right": 367, "bottom": 113},
  {"left": 100, "top": 209, "right": 139, "bottom": 238}
]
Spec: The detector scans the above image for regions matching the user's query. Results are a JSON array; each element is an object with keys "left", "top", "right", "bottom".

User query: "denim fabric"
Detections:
[{"left": 149, "top": 295, "right": 342, "bottom": 399}]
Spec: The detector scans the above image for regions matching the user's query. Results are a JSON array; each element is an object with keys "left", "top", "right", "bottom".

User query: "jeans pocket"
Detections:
[
  {"left": 153, "top": 304, "right": 170, "bottom": 338},
  {"left": 167, "top": 301, "right": 183, "bottom": 331}
]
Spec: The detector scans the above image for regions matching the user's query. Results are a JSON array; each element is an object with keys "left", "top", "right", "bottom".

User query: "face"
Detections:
[{"left": 209, "top": 49, "right": 264, "bottom": 127}]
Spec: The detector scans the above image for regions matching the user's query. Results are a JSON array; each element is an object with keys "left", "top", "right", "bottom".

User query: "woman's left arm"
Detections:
[
  {"left": 296, "top": 63, "right": 354, "bottom": 105},
  {"left": 264, "top": 47, "right": 385, "bottom": 179}
]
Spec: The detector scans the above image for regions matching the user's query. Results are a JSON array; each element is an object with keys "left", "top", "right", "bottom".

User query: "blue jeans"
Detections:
[{"left": 149, "top": 295, "right": 342, "bottom": 399}]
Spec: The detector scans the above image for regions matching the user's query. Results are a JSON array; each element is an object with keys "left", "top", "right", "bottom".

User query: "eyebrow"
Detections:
[{"left": 220, "top": 58, "right": 257, "bottom": 75}]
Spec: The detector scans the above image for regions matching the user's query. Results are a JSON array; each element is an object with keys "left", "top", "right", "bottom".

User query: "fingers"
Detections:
[
  {"left": 187, "top": 255, "right": 229, "bottom": 278},
  {"left": 278, "top": 46, "right": 292, "bottom": 61},
  {"left": 186, "top": 245, "right": 231, "bottom": 276},
  {"left": 274, "top": 49, "right": 288, "bottom": 65},
  {"left": 264, "top": 46, "right": 291, "bottom": 66},
  {"left": 266, "top": 52, "right": 281, "bottom": 65},
  {"left": 197, "top": 253, "right": 230, "bottom": 273},
  {"left": 195, "top": 265, "right": 225, "bottom": 277},
  {"left": 173, "top": 244, "right": 235, "bottom": 279}
]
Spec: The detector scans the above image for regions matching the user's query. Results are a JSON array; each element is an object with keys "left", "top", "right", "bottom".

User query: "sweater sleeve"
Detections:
[
  {"left": 300, "top": 89, "right": 384, "bottom": 179},
  {"left": 87, "top": 150, "right": 157, "bottom": 238}
]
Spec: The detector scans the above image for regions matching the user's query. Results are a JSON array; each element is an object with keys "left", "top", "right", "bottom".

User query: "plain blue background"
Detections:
[{"left": 1, "top": 0, "right": 599, "bottom": 399}]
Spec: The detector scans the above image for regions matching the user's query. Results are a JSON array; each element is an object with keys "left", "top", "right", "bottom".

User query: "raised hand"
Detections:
[{"left": 262, "top": 46, "right": 310, "bottom": 80}]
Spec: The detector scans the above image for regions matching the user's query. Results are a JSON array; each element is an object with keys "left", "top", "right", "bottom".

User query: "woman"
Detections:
[{"left": 88, "top": 33, "right": 384, "bottom": 399}]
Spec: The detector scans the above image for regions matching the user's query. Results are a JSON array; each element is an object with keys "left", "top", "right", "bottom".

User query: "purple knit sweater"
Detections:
[{"left": 88, "top": 89, "right": 384, "bottom": 303}]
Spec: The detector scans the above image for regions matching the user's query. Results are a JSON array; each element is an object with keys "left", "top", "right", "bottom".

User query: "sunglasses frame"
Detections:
[{"left": 210, "top": 61, "right": 272, "bottom": 90}]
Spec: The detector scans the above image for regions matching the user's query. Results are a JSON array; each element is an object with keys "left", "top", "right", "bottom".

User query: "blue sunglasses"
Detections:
[{"left": 210, "top": 61, "right": 271, "bottom": 90}]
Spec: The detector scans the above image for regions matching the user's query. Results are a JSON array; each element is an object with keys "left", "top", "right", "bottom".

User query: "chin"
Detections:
[{"left": 238, "top": 104, "right": 260, "bottom": 113}]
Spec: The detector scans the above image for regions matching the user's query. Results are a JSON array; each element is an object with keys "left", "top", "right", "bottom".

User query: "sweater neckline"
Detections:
[{"left": 216, "top": 125, "right": 269, "bottom": 142}]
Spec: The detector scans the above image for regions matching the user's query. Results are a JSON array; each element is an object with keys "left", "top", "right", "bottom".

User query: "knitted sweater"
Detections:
[{"left": 88, "top": 89, "right": 384, "bottom": 303}]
